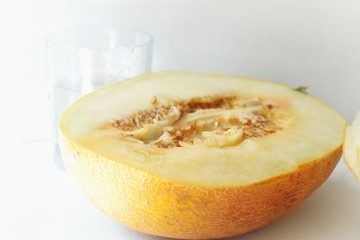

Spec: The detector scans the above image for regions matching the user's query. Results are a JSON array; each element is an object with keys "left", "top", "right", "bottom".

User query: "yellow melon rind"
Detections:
[{"left": 60, "top": 132, "right": 342, "bottom": 239}]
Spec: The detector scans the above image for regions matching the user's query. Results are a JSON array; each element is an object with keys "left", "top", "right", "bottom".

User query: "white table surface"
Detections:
[{"left": 1, "top": 141, "right": 359, "bottom": 240}]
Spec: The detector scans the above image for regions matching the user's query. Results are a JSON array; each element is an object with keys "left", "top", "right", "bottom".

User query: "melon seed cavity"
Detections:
[{"left": 112, "top": 95, "right": 289, "bottom": 148}]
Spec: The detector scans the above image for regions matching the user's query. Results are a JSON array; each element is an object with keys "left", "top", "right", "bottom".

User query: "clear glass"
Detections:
[{"left": 44, "top": 27, "right": 153, "bottom": 168}]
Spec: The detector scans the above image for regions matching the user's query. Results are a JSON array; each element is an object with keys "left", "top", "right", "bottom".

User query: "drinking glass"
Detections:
[{"left": 44, "top": 27, "right": 153, "bottom": 168}]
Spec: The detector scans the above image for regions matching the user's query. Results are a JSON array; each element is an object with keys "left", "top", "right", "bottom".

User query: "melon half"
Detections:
[{"left": 59, "top": 71, "right": 346, "bottom": 239}]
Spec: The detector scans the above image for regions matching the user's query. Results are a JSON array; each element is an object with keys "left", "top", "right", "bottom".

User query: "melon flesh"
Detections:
[
  {"left": 344, "top": 112, "right": 360, "bottom": 181},
  {"left": 59, "top": 71, "right": 346, "bottom": 239}
]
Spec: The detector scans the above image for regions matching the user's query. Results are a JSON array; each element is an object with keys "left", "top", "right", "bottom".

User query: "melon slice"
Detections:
[
  {"left": 343, "top": 112, "right": 360, "bottom": 181},
  {"left": 59, "top": 71, "right": 346, "bottom": 239}
]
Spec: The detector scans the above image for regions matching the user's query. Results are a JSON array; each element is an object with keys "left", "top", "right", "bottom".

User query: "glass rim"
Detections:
[{"left": 43, "top": 26, "right": 153, "bottom": 50}]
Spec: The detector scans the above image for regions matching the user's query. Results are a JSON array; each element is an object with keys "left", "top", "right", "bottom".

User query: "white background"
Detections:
[{"left": 1, "top": 0, "right": 360, "bottom": 239}]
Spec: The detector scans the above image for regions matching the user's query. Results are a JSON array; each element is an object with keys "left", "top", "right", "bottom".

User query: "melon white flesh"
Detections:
[
  {"left": 59, "top": 71, "right": 346, "bottom": 187},
  {"left": 344, "top": 112, "right": 360, "bottom": 181}
]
